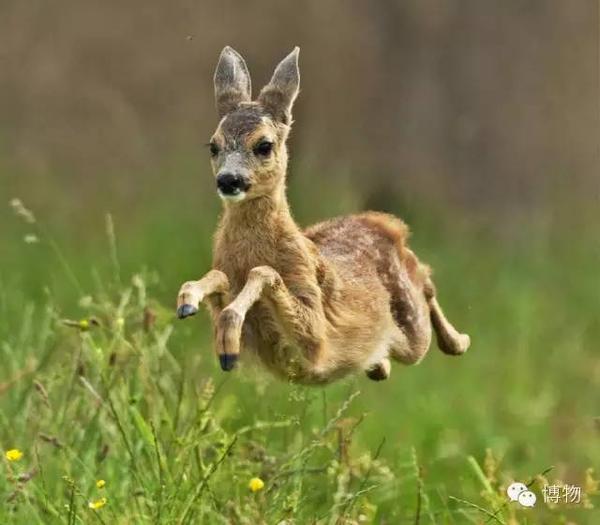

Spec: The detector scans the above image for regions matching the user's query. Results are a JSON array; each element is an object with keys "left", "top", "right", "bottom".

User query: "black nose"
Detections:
[{"left": 216, "top": 173, "right": 250, "bottom": 195}]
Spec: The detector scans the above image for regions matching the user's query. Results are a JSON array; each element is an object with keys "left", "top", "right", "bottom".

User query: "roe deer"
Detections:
[{"left": 176, "top": 46, "right": 470, "bottom": 384}]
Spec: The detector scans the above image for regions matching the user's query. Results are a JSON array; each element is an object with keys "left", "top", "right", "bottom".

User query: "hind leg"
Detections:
[
  {"left": 385, "top": 245, "right": 469, "bottom": 360},
  {"left": 364, "top": 317, "right": 429, "bottom": 384},
  {"left": 363, "top": 326, "right": 396, "bottom": 381},
  {"left": 428, "top": 295, "right": 470, "bottom": 355},
  {"left": 385, "top": 257, "right": 434, "bottom": 364},
  {"left": 388, "top": 320, "right": 432, "bottom": 365},
  {"left": 365, "top": 321, "right": 429, "bottom": 381}
]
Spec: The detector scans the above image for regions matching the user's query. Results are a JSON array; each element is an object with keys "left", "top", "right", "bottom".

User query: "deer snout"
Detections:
[{"left": 216, "top": 172, "right": 250, "bottom": 199}]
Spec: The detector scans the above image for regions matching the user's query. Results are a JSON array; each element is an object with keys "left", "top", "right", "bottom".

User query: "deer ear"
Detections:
[
  {"left": 258, "top": 47, "right": 300, "bottom": 124},
  {"left": 214, "top": 46, "right": 252, "bottom": 118}
]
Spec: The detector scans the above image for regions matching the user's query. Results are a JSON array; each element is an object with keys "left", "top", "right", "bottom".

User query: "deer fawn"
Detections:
[{"left": 176, "top": 46, "right": 470, "bottom": 384}]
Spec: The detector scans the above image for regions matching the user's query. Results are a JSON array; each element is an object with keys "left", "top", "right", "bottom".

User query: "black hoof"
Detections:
[
  {"left": 219, "top": 353, "right": 239, "bottom": 371},
  {"left": 177, "top": 304, "right": 198, "bottom": 319},
  {"left": 366, "top": 365, "right": 388, "bottom": 381}
]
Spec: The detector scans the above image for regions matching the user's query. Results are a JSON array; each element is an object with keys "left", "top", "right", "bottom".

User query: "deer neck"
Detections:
[{"left": 217, "top": 183, "right": 301, "bottom": 267}]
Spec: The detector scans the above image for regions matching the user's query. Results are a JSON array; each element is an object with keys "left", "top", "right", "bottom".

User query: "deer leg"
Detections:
[
  {"left": 365, "top": 317, "right": 430, "bottom": 380},
  {"left": 215, "top": 265, "right": 326, "bottom": 372},
  {"left": 176, "top": 270, "right": 230, "bottom": 320},
  {"left": 428, "top": 296, "right": 470, "bottom": 355},
  {"left": 388, "top": 322, "right": 431, "bottom": 365}
]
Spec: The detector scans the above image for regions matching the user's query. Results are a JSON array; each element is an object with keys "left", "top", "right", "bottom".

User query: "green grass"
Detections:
[{"left": 0, "top": 189, "right": 599, "bottom": 524}]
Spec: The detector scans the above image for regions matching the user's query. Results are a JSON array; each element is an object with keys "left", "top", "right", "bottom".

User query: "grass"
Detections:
[{"left": 0, "top": 188, "right": 599, "bottom": 524}]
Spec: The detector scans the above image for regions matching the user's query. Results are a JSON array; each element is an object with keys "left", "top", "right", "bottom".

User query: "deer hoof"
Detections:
[
  {"left": 365, "top": 358, "right": 391, "bottom": 381},
  {"left": 219, "top": 353, "right": 239, "bottom": 371},
  {"left": 177, "top": 304, "right": 198, "bottom": 319}
]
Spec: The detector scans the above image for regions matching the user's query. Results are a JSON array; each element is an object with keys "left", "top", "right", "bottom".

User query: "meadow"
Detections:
[{"left": 1, "top": 170, "right": 599, "bottom": 524}]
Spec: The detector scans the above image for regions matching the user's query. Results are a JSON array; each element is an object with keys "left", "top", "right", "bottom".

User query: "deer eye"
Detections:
[
  {"left": 208, "top": 142, "right": 220, "bottom": 157},
  {"left": 254, "top": 141, "right": 273, "bottom": 157}
]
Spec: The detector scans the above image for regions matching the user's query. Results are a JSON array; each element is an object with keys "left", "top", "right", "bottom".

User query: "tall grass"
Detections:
[{"left": 0, "top": 195, "right": 598, "bottom": 524}]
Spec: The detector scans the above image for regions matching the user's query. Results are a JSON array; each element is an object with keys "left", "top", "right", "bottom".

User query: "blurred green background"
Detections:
[{"left": 1, "top": 1, "right": 599, "bottom": 523}]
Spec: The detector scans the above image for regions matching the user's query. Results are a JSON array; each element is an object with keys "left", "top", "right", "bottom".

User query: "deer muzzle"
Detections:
[{"left": 216, "top": 172, "right": 250, "bottom": 201}]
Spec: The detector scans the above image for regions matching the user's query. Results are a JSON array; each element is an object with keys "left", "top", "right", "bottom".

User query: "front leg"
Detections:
[
  {"left": 215, "top": 266, "right": 326, "bottom": 372},
  {"left": 176, "top": 269, "right": 230, "bottom": 321}
]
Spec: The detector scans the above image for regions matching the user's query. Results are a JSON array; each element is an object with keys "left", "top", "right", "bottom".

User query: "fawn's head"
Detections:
[{"left": 208, "top": 46, "right": 300, "bottom": 203}]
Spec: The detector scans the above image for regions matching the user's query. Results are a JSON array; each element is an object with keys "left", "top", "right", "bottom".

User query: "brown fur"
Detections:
[{"left": 176, "top": 47, "right": 470, "bottom": 384}]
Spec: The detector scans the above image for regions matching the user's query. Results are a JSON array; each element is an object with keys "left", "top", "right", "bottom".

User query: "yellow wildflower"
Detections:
[
  {"left": 96, "top": 479, "right": 106, "bottom": 489},
  {"left": 88, "top": 497, "right": 107, "bottom": 510},
  {"left": 5, "top": 449, "right": 23, "bottom": 462},
  {"left": 248, "top": 477, "right": 265, "bottom": 492}
]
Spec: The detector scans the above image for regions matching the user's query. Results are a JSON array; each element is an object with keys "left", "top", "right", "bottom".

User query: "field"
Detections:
[{"left": 1, "top": 174, "right": 599, "bottom": 524}]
